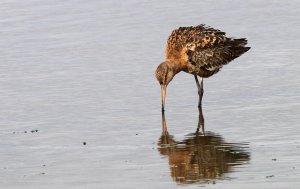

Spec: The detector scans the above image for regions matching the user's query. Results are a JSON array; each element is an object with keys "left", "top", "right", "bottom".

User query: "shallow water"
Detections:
[{"left": 0, "top": 0, "right": 300, "bottom": 188}]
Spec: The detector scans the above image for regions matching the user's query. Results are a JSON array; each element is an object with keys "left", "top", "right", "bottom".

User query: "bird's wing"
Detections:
[
  {"left": 187, "top": 38, "right": 250, "bottom": 71},
  {"left": 166, "top": 25, "right": 250, "bottom": 70},
  {"left": 183, "top": 26, "right": 250, "bottom": 70},
  {"left": 166, "top": 25, "right": 227, "bottom": 60}
]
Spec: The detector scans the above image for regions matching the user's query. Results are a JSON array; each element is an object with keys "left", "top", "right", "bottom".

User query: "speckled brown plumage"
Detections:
[
  {"left": 165, "top": 24, "right": 250, "bottom": 77},
  {"left": 155, "top": 24, "right": 250, "bottom": 111}
]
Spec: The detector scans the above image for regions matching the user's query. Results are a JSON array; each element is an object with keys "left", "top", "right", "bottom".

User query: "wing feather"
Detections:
[
  {"left": 166, "top": 25, "right": 250, "bottom": 73},
  {"left": 188, "top": 39, "right": 250, "bottom": 71}
]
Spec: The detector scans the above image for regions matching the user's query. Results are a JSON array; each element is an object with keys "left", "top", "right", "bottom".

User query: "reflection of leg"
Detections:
[
  {"left": 194, "top": 132, "right": 205, "bottom": 176},
  {"left": 194, "top": 75, "right": 204, "bottom": 108},
  {"left": 197, "top": 104, "right": 205, "bottom": 134}
]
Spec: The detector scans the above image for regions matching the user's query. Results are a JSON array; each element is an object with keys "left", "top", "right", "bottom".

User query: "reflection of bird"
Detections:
[
  {"left": 158, "top": 112, "right": 250, "bottom": 184},
  {"left": 155, "top": 25, "right": 250, "bottom": 111}
]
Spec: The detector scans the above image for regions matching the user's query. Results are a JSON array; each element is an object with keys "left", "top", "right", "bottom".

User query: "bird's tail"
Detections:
[{"left": 230, "top": 38, "right": 251, "bottom": 58}]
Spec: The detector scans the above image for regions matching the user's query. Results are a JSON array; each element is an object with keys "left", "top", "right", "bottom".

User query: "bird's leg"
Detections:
[
  {"left": 194, "top": 75, "right": 204, "bottom": 108},
  {"left": 196, "top": 105, "right": 205, "bottom": 135},
  {"left": 194, "top": 75, "right": 205, "bottom": 134}
]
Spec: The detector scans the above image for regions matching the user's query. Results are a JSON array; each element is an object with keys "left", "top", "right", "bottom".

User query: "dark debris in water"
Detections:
[
  {"left": 83, "top": 142, "right": 87, "bottom": 145},
  {"left": 12, "top": 130, "right": 39, "bottom": 134},
  {"left": 266, "top": 175, "right": 274, "bottom": 178}
]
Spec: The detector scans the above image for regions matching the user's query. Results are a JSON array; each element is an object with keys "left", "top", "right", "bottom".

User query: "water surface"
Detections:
[{"left": 0, "top": 0, "right": 300, "bottom": 188}]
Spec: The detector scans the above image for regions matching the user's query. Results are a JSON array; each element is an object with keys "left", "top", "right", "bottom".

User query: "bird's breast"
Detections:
[{"left": 184, "top": 62, "right": 219, "bottom": 78}]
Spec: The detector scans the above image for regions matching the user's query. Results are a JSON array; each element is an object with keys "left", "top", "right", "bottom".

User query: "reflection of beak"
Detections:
[{"left": 161, "top": 85, "right": 167, "bottom": 112}]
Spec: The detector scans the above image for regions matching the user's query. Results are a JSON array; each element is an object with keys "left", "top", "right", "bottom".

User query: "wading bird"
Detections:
[{"left": 155, "top": 25, "right": 250, "bottom": 111}]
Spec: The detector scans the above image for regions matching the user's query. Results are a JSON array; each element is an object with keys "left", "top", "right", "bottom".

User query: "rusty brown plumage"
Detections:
[
  {"left": 165, "top": 25, "right": 250, "bottom": 76},
  {"left": 156, "top": 24, "right": 250, "bottom": 111}
]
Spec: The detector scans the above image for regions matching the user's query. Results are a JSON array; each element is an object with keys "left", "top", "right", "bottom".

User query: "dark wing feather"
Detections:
[{"left": 187, "top": 38, "right": 250, "bottom": 71}]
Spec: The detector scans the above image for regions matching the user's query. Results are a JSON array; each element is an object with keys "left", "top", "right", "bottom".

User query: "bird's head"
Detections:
[
  {"left": 155, "top": 61, "right": 176, "bottom": 86},
  {"left": 155, "top": 61, "right": 177, "bottom": 112}
]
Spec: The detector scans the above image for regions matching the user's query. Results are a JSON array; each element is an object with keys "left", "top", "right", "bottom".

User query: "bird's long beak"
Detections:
[
  {"left": 161, "top": 84, "right": 167, "bottom": 112},
  {"left": 161, "top": 111, "right": 168, "bottom": 135}
]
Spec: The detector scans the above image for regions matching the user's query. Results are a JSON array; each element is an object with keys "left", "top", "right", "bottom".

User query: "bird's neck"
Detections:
[{"left": 165, "top": 59, "right": 184, "bottom": 74}]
